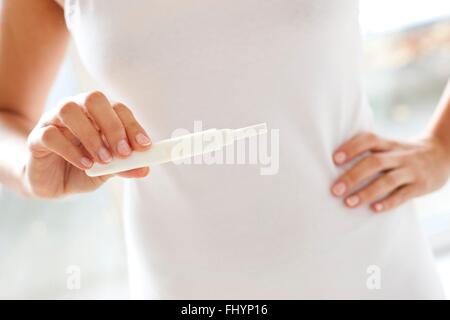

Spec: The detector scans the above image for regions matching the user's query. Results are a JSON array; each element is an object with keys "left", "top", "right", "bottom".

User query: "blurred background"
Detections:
[{"left": 1, "top": 0, "right": 450, "bottom": 299}]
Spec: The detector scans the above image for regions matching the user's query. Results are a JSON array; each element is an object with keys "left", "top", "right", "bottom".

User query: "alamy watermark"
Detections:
[
  {"left": 366, "top": 264, "right": 381, "bottom": 290},
  {"left": 66, "top": 265, "right": 81, "bottom": 290},
  {"left": 169, "top": 121, "right": 279, "bottom": 175}
]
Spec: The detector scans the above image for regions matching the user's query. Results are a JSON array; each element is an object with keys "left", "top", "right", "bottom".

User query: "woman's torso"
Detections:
[{"left": 64, "top": 0, "right": 444, "bottom": 299}]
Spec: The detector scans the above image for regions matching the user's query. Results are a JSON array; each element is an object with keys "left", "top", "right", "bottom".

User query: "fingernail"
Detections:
[
  {"left": 332, "top": 182, "right": 346, "bottom": 196},
  {"left": 374, "top": 203, "right": 384, "bottom": 212},
  {"left": 117, "top": 139, "right": 131, "bottom": 156},
  {"left": 80, "top": 157, "right": 93, "bottom": 168},
  {"left": 98, "top": 147, "right": 112, "bottom": 163},
  {"left": 334, "top": 151, "right": 346, "bottom": 164},
  {"left": 135, "top": 133, "right": 151, "bottom": 146},
  {"left": 346, "top": 195, "right": 359, "bottom": 207}
]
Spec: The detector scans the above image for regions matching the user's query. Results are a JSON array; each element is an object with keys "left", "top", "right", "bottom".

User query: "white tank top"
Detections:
[{"left": 64, "top": 0, "right": 444, "bottom": 299}]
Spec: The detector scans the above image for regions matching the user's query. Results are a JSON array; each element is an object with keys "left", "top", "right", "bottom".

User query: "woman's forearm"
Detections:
[
  {"left": 427, "top": 79, "right": 450, "bottom": 158},
  {"left": 0, "top": 109, "right": 34, "bottom": 195},
  {"left": 0, "top": 0, "right": 69, "bottom": 196}
]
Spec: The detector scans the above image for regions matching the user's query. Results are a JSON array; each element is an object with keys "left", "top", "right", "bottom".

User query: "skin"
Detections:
[
  {"left": 0, "top": 0, "right": 449, "bottom": 210},
  {"left": 331, "top": 81, "right": 450, "bottom": 213},
  {"left": 0, "top": 0, "right": 151, "bottom": 198}
]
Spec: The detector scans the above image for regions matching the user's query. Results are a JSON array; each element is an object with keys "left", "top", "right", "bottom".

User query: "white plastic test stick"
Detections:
[{"left": 85, "top": 123, "right": 268, "bottom": 177}]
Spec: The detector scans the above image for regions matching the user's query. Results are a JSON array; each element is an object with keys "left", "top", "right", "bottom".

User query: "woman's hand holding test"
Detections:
[{"left": 25, "top": 91, "right": 152, "bottom": 198}]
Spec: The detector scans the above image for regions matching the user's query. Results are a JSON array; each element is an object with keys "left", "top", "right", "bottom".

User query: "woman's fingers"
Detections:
[
  {"left": 331, "top": 132, "right": 409, "bottom": 212},
  {"left": 34, "top": 125, "right": 93, "bottom": 170},
  {"left": 331, "top": 153, "right": 400, "bottom": 197},
  {"left": 343, "top": 168, "right": 414, "bottom": 209},
  {"left": 113, "top": 102, "right": 152, "bottom": 151},
  {"left": 41, "top": 91, "right": 152, "bottom": 179},
  {"left": 57, "top": 100, "right": 112, "bottom": 164},
  {"left": 333, "top": 132, "right": 395, "bottom": 165},
  {"left": 81, "top": 91, "right": 132, "bottom": 158},
  {"left": 59, "top": 126, "right": 81, "bottom": 147},
  {"left": 371, "top": 185, "right": 416, "bottom": 213},
  {"left": 332, "top": 133, "right": 450, "bottom": 213},
  {"left": 117, "top": 167, "right": 150, "bottom": 178}
]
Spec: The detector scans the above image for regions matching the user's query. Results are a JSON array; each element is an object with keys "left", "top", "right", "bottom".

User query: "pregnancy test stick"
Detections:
[{"left": 85, "top": 123, "right": 268, "bottom": 177}]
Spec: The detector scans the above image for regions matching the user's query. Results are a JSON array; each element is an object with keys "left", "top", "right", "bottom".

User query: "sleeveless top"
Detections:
[{"left": 64, "top": 0, "right": 444, "bottom": 299}]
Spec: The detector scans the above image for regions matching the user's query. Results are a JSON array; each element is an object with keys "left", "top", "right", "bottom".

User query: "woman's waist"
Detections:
[
  {"left": 124, "top": 179, "right": 421, "bottom": 298},
  {"left": 123, "top": 158, "right": 397, "bottom": 253}
]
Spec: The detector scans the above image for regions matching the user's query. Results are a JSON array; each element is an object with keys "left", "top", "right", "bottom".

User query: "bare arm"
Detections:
[
  {"left": 0, "top": 0, "right": 68, "bottom": 194},
  {"left": 428, "top": 80, "right": 450, "bottom": 153},
  {"left": 331, "top": 80, "right": 450, "bottom": 213},
  {"left": 1, "top": 0, "right": 151, "bottom": 198}
]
